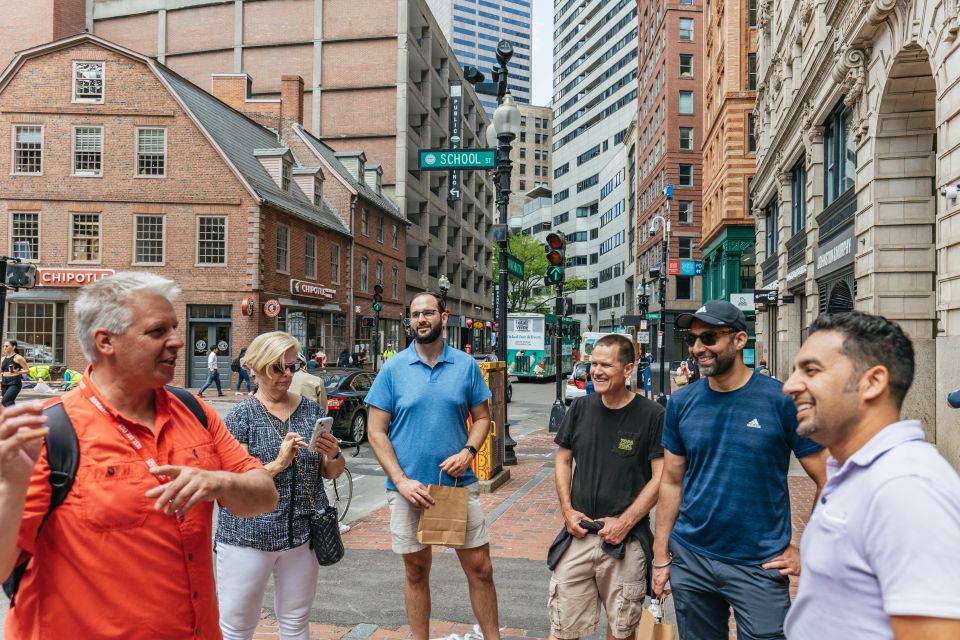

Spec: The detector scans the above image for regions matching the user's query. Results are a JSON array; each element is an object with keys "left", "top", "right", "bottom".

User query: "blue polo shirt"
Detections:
[
  {"left": 663, "top": 372, "right": 823, "bottom": 564},
  {"left": 366, "top": 342, "right": 491, "bottom": 490}
]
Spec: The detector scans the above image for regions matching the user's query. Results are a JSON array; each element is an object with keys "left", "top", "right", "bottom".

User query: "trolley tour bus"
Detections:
[{"left": 506, "top": 312, "right": 580, "bottom": 379}]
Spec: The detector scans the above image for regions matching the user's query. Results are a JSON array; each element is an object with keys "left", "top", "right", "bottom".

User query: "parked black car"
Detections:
[{"left": 308, "top": 368, "right": 376, "bottom": 442}]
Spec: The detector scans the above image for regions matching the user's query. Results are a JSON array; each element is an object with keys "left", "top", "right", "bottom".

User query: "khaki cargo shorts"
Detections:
[
  {"left": 385, "top": 485, "right": 489, "bottom": 555},
  {"left": 548, "top": 535, "right": 647, "bottom": 639}
]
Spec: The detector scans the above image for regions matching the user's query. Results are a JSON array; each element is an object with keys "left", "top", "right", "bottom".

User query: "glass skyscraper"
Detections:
[{"left": 426, "top": 0, "right": 532, "bottom": 117}]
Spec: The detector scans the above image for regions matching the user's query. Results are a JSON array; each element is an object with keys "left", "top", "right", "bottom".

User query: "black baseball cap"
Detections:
[{"left": 676, "top": 300, "right": 748, "bottom": 333}]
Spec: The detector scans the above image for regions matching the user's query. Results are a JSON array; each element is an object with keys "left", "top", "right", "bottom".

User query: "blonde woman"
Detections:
[{"left": 215, "top": 331, "right": 345, "bottom": 640}]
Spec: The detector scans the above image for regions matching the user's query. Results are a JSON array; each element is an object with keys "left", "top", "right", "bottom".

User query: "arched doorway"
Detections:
[{"left": 867, "top": 45, "right": 937, "bottom": 433}]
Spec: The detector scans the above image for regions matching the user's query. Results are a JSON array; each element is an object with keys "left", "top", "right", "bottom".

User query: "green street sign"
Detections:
[
  {"left": 506, "top": 254, "right": 524, "bottom": 280},
  {"left": 419, "top": 149, "right": 496, "bottom": 170},
  {"left": 546, "top": 265, "right": 564, "bottom": 284},
  {"left": 646, "top": 312, "right": 661, "bottom": 320}
]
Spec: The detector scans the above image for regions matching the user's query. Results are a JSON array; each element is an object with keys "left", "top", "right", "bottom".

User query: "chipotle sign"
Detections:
[{"left": 37, "top": 268, "right": 115, "bottom": 287}]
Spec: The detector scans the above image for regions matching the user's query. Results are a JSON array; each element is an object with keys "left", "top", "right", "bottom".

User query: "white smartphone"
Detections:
[{"left": 309, "top": 417, "right": 335, "bottom": 452}]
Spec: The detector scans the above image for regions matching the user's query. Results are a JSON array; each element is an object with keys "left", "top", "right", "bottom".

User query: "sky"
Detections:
[{"left": 531, "top": 0, "right": 553, "bottom": 106}]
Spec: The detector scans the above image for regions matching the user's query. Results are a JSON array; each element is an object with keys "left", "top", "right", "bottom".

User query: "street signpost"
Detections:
[
  {"left": 638, "top": 331, "right": 651, "bottom": 344},
  {"left": 506, "top": 253, "right": 524, "bottom": 279},
  {"left": 448, "top": 82, "right": 462, "bottom": 202},
  {"left": 418, "top": 149, "right": 496, "bottom": 170},
  {"left": 754, "top": 289, "right": 778, "bottom": 304},
  {"left": 646, "top": 312, "right": 661, "bottom": 320}
]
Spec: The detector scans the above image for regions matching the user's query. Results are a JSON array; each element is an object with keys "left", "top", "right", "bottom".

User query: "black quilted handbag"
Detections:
[{"left": 307, "top": 504, "right": 345, "bottom": 566}]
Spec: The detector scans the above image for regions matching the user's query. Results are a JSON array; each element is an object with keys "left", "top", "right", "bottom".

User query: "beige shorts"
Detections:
[
  {"left": 548, "top": 535, "right": 647, "bottom": 639},
  {"left": 385, "top": 485, "right": 489, "bottom": 555}
]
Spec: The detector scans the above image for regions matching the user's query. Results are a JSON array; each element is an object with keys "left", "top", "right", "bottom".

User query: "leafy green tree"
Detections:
[{"left": 492, "top": 234, "right": 587, "bottom": 313}]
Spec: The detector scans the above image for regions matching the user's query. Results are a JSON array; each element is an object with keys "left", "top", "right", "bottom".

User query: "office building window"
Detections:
[
  {"left": 73, "top": 61, "right": 104, "bottom": 102},
  {"left": 10, "top": 212, "right": 39, "bottom": 260},
  {"left": 679, "top": 164, "right": 694, "bottom": 187},
  {"left": 360, "top": 256, "right": 369, "bottom": 292},
  {"left": 13, "top": 126, "right": 42, "bottom": 174},
  {"left": 330, "top": 243, "right": 341, "bottom": 283},
  {"left": 392, "top": 266, "right": 399, "bottom": 298},
  {"left": 680, "top": 54, "right": 694, "bottom": 77},
  {"left": 678, "top": 237, "right": 693, "bottom": 259},
  {"left": 197, "top": 216, "right": 226, "bottom": 264},
  {"left": 764, "top": 199, "right": 779, "bottom": 257},
  {"left": 679, "top": 127, "right": 694, "bottom": 150},
  {"left": 824, "top": 103, "right": 857, "bottom": 205},
  {"left": 305, "top": 234, "right": 317, "bottom": 278},
  {"left": 136, "top": 128, "right": 166, "bottom": 176},
  {"left": 748, "top": 0, "right": 758, "bottom": 27},
  {"left": 676, "top": 276, "right": 694, "bottom": 300},
  {"left": 747, "top": 114, "right": 757, "bottom": 153},
  {"left": 70, "top": 213, "right": 100, "bottom": 262},
  {"left": 73, "top": 127, "right": 102, "bottom": 176},
  {"left": 792, "top": 161, "right": 806, "bottom": 232},
  {"left": 679, "top": 18, "right": 694, "bottom": 40},
  {"left": 134, "top": 215, "right": 164, "bottom": 264},
  {"left": 678, "top": 201, "right": 693, "bottom": 224},
  {"left": 747, "top": 53, "right": 757, "bottom": 90},
  {"left": 679, "top": 91, "right": 694, "bottom": 114}
]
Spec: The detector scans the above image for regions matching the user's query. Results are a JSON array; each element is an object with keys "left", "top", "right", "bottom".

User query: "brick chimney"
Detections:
[
  {"left": 210, "top": 73, "right": 280, "bottom": 130},
  {"left": 280, "top": 75, "right": 304, "bottom": 127}
]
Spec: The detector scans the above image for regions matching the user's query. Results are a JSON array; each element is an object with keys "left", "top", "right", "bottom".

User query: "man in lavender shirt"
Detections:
[{"left": 782, "top": 311, "right": 960, "bottom": 640}]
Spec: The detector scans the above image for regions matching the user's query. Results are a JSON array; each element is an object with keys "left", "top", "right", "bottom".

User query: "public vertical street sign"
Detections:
[{"left": 448, "top": 82, "right": 462, "bottom": 202}]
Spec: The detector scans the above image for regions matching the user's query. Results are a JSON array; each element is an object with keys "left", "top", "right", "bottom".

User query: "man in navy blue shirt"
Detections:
[
  {"left": 366, "top": 292, "right": 498, "bottom": 640},
  {"left": 651, "top": 300, "right": 827, "bottom": 640}
]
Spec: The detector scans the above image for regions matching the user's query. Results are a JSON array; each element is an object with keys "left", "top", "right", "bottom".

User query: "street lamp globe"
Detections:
[
  {"left": 485, "top": 122, "right": 498, "bottom": 148},
  {"left": 438, "top": 274, "right": 450, "bottom": 294},
  {"left": 492, "top": 93, "right": 521, "bottom": 139}
]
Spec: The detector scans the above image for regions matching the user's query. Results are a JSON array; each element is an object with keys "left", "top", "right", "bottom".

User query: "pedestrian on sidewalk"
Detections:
[
  {"left": 216, "top": 331, "right": 345, "bottom": 640},
  {"left": 1, "top": 340, "right": 29, "bottom": 406},
  {"left": 365, "top": 291, "right": 500, "bottom": 640},
  {"left": 0, "top": 272, "right": 278, "bottom": 640},
  {"left": 233, "top": 347, "right": 252, "bottom": 395},
  {"left": 288, "top": 352, "right": 327, "bottom": 410},
  {"left": 781, "top": 311, "right": 960, "bottom": 640},
  {"left": 548, "top": 333, "right": 664, "bottom": 640},
  {"left": 198, "top": 344, "right": 224, "bottom": 397},
  {"left": 651, "top": 300, "right": 828, "bottom": 640}
]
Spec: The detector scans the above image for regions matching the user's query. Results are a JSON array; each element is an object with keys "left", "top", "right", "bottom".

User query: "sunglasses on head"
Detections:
[
  {"left": 683, "top": 329, "right": 733, "bottom": 347},
  {"left": 272, "top": 361, "right": 302, "bottom": 375}
]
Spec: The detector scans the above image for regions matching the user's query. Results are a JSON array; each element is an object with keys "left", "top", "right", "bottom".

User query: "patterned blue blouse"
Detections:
[{"left": 215, "top": 396, "right": 330, "bottom": 552}]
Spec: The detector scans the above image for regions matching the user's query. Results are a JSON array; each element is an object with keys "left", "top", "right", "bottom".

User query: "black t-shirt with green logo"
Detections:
[{"left": 555, "top": 393, "right": 664, "bottom": 520}]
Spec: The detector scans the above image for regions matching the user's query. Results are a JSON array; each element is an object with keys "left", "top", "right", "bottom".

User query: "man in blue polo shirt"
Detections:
[
  {"left": 366, "top": 291, "right": 498, "bottom": 640},
  {"left": 651, "top": 300, "right": 828, "bottom": 640}
]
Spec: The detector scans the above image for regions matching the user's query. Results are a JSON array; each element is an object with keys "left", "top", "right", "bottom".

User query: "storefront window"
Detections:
[{"left": 6, "top": 301, "right": 66, "bottom": 365}]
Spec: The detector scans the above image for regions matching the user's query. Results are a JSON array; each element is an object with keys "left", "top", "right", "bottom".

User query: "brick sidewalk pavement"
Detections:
[{"left": 253, "top": 428, "right": 819, "bottom": 640}]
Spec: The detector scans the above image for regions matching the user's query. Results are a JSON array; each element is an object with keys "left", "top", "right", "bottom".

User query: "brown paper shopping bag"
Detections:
[
  {"left": 416, "top": 472, "right": 469, "bottom": 546},
  {"left": 636, "top": 609, "right": 677, "bottom": 640}
]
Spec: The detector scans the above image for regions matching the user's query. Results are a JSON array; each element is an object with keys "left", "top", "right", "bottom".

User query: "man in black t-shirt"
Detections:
[{"left": 549, "top": 334, "right": 664, "bottom": 640}]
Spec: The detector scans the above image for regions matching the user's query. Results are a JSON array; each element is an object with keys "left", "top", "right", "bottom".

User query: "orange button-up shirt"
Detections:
[{"left": 5, "top": 369, "right": 264, "bottom": 640}]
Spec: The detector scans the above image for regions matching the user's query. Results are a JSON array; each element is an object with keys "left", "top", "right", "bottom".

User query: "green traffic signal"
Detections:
[
  {"left": 546, "top": 265, "right": 564, "bottom": 284},
  {"left": 372, "top": 302, "right": 382, "bottom": 312}
]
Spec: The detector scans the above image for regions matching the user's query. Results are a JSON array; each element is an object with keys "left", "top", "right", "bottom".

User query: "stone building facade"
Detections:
[
  {"left": 90, "top": 0, "right": 496, "bottom": 346},
  {"left": 752, "top": 0, "right": 960, "bottom": 465},
  {"left": 507, "top": 102, "right": 552, "bottom": 224}
]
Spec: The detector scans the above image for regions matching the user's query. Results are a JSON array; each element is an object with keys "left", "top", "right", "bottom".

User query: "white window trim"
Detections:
[
  {"left": 304, "top": 233, "right": 318, "bottom": 280},
  {"left": 9, "top": 211, "right": 41, "bottom": 263},
  {"left": 72, "top": 125, "right": 104, "bottom": 178},
  {"left": 330, "top": 242, "right": 341, "bottom": 284},
  {"left": 195, "top": 215, "right": 228, "bottom": 267},
  {"left": 132, "top": 214, "right": 166, "bottom": 266},
  {"left": 276, "top": 223, "right": 290, "bottom": 275},
  {"left": 72, "top": 61, "right": 105, "bottom": 104},
  {"left": 134, "top": 126, "right": 167, "bottom": 179},
  {"left": 67, "top": 212, "right": 103, "bottom": 265},
  {"left": 11, "top": 124, "right": 44, "bottom": 176}
]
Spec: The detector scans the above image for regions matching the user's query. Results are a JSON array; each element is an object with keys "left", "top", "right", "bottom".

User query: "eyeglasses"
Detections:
[
  {"left": 271, "top": 361, "right": 302, "bottom": 375},
  {"left": 410, "top": 310, "right": 440, "bottom": 320},
  {"left": 683, "top": 329, "right": 733, "bottom": 347}
]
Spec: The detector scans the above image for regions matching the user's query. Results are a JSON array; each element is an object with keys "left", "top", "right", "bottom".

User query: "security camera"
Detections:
[
  {"left": 649, "top": 227, "right": 658, "bottom": 237},
  {"left": 942, "top": 185, "right": 960, "bottom": 201}
]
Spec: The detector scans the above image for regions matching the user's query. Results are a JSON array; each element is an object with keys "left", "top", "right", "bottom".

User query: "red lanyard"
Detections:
[{"left": 79, "top": 379, "right": 169, "bottom": 481}]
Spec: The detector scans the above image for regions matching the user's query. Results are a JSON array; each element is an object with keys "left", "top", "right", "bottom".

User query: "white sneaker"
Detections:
[
  {"left": 234, "top": 392, "right": 243, "bottom": 396},
  {"left": 338, "top": 523, "right": 351, "bottom": 534}
]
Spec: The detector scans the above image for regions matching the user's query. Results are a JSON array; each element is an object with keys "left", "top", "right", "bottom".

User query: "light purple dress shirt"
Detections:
[{"left": 785, "top": 420, "right": 960, "bottom": 639}]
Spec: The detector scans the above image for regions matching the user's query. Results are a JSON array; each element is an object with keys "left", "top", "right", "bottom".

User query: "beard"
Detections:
[
  {"left": 415, "top": 323, "right": 443, "bottom": 344},
  {"left": 796, "top": 419, "right": 819, "bottom": 438},
  {"left": 699, "top": 344, "right": 737, "bottom": 377}
]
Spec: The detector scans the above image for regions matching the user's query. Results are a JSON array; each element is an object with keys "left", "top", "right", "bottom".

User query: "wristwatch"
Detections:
[{"left": 463, "top": 445, "right": 478, "bottom": 457}]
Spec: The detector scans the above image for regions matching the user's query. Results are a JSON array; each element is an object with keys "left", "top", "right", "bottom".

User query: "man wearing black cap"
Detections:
[{"left": 650, "top": 300, "right": 828, "bottom": 640}]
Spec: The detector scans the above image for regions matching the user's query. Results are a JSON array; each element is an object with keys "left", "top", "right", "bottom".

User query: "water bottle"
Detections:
[{"left": 648, "top": 598, "right": 663, "bottom": 624}]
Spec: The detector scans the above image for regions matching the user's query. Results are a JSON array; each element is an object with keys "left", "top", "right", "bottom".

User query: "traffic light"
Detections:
[
  {"left": 361, "top": 316, "right": 376, "bottom": 328},
  {"left": 373, "top": 283, "right": 383, "bottom": 313},
  {"left": 545, "top": 232, "right": 565, "bottom": 285}
]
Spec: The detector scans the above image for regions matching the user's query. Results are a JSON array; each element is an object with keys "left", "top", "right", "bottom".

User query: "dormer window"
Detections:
[
  {"left": 281, "top": 161, "right": 292, "bottom": 191},
  {"left": 73, "top": 62, "right": 104, "bottom": 103},
  {"left": 314, "top": 177, "right": 322, "bottom": 207}
]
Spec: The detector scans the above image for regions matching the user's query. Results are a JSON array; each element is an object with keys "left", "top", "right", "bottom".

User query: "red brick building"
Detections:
[{"left": 0, "top": 34, "right": 400, "bottom": 385}]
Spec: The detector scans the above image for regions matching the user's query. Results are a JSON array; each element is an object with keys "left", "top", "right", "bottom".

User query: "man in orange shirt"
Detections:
[{"left": 0, "top": 272, "right": 278, "bottom": 640}]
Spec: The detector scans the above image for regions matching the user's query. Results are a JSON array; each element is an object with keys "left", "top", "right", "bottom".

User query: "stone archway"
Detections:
[{"left": 862, "top": 45, "right": 937, "bottom": 436}]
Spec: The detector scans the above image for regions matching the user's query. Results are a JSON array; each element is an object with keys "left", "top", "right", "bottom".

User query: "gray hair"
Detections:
[{"left": 75, "top": 272, "right": 181, "bottom": 362}]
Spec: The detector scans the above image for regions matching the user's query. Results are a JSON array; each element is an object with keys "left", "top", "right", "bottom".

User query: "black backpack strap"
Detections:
[
  {"left": 164, "top": 385, "right": 209, "bottom": 430},
  {"left": 2, "top": 401, "right": 78, "bottom": 606}
]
